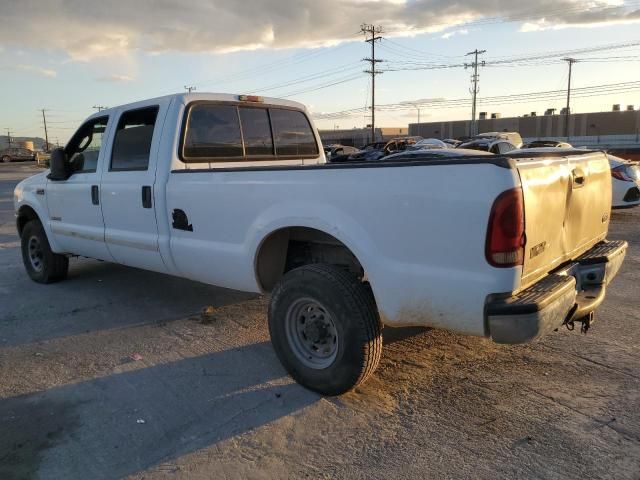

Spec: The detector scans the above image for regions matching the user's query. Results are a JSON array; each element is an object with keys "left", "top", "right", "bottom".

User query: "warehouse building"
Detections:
[{"left": 408, "top": 107, "right": 640, "bottom": 148}]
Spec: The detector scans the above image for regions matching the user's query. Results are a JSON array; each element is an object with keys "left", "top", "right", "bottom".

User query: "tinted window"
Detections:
[
  {"left": 67, "top": 117, "right": 109, "bottom": 173},
  {"left": 184, "top": 105, "right": 242, "bottom": 158},
  {"left": 270, "top": 108, "right": 318, "bottom": 156},
  {"left": 111, "top": 107, "right": 158, "bottom": 171},
  {"left": 239, "top": 107, "right": 273, "bottom": 156}
]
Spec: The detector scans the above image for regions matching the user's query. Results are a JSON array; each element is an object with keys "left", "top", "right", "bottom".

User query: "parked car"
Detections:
[
  {"left": 457, "top": 138, "right": 518, "bottom": 154},
  {"left": 443, "top": 138, "right": 462, "bottom": 148},
  {"left": 350, "top": 136, "right": 422, "bottom": 161},
  {"left": 406, "top": 138, "right": 449, "bottom": 150},
  {"left": 608, "top": 154, "right": 640, "bottom": 208},
  {"left": 522, "top": 140, "right": 573, "bottom": 149},
  {"left": 1, "top": 147, "right": 37, "bottom": 162},
  {"left": 14, "top": 92, "right": 627, "bottom": 395},
  {"left": 323, "top": 144, "right": 360, "bottom": 161},
  {"left": 474, "top": 131, "right": 523, "bottom": 148}
]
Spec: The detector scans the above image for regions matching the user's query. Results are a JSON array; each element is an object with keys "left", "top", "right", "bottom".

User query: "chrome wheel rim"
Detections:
[
  {"left": 27, "top": 236, "right": 44, "bottom": 272},
  {"left": 285, "top": 298, "right": 339, "bottom": 369}
]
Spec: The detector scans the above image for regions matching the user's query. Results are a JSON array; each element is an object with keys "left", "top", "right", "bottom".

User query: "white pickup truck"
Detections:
[{"left": 14, "top": 93, "right": 627, "bottom": 395}]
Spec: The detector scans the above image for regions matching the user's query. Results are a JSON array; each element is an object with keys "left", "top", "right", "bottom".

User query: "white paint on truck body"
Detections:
[{"left": 13, "top": 92, "right": 614, "bottom": 340}]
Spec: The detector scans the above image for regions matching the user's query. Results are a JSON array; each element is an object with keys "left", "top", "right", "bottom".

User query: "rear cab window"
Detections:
[{"left": 180, "top": 101, "right": 319, "bottom": 165}]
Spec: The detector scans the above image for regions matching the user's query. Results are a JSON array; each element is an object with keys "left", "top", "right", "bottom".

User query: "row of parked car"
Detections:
[{"left": 323, "top": 132, "right": 640, "bottom": 209}]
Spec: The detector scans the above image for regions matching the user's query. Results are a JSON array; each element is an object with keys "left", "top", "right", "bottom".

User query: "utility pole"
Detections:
[
  {"left": 184, "top": 85, "right": 196, "bottom": 93},
  {"left": 464, "top": 49, "right": 486, "bottom": 136},
  {"left": 361, "top": 24, "right": 383, "bottom": 143},
  {"left": 563, "top": 58, "right": 578, "bottom": 139},
  {"left": 5, "top": 128, "right": 12, "bottom": 148},
  {"left": 92, "top": 105, "right": 107, "bottom": 112},
  {"left": 41, "top": 109, "right": 49, "bottom": 151}
]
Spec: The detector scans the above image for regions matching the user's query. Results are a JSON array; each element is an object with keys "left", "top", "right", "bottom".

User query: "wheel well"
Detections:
[
  {"left": 255, "top": 227, "right": 364, "bottom": 292},
  {"left": 16, "top": 205, "right": 39, "bottom": 237}
]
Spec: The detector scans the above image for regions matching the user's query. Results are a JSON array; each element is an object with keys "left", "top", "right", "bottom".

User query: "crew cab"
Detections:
[{"left": 14, "top": 93, "right": 627, "bottom": 395}]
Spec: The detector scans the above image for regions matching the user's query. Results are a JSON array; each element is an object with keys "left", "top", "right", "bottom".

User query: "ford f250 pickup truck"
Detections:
[{"left": 14, "top": 93, "right": 627, "bottom": 395}]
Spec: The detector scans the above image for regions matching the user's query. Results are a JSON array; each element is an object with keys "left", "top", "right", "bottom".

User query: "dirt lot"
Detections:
[{"left": 1, "top": 162, "right": 639, "bottom": 480}]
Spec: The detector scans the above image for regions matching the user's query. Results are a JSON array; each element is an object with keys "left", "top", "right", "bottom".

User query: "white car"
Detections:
[
  {"left": 13, "top": 92, "right": 627, "bottom": 395},
  {"left": 608, "top": 154, "right": 640, "bottom": 209}
]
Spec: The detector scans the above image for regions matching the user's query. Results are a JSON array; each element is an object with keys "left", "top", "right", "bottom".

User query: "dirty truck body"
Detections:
[{"left": 14, "top": 93, "right": 627, "bottom": 395}]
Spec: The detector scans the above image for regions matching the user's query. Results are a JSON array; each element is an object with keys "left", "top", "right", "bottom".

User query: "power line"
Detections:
[
  {"left": 314, "top": 80, "right": 640, "bottom": 119},
  {"left": 361, "top": 24, "right": 384, "bottom": 142},
  {"left": 465, "top": 49, "right": 486, "bottom": 136}
]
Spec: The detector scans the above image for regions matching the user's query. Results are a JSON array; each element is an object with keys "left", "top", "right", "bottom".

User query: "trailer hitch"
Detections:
[{"left": 564, "top": 310, "right": 594, "bottom": 334}]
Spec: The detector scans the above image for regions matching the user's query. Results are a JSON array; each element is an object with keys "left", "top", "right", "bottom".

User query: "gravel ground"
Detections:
[{"left": 0, "top": 162, "right": 639, "bottom": 480}]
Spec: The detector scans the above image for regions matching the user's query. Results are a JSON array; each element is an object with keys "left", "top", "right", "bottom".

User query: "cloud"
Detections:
[
  {"left": 0, "top": 64, "right": 57, "bottom": 77},
  {"left": 0, "top": 1, "right": 638, "bottom": 59},
  {"left": 96, "top": 74, "right": 134, "bottom": 83},
  {"left": 441, "top": 29, "right": 469, "bottom": 39}
]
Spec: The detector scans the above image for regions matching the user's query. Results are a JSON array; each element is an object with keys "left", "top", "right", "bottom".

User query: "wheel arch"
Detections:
[
  {"left": 16, "top": 204, "right": 40, "bottom": 237},
  {"left": 254, "top": 226, "right": 367, "bottom": 293}
]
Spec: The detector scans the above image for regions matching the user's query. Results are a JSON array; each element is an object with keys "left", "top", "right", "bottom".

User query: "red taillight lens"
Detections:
[
  {"left": 611, "top": 165, "right": 633, "bottom": 182},
  {"left": 486, "top": 188, "right": 525, "bottom": 268}
]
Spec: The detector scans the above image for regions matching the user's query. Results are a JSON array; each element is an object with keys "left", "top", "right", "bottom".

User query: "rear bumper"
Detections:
[{"left": 486, "top": 240, "right": 627, "bottom": 344}]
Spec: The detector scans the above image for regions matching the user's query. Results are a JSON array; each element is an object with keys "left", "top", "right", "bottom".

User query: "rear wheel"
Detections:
[
  {"left": 1, "top": 155, "right": 11, "bottom": 163},
  {"left": 21, "top": 220, "right": 68, "bottom": 283},
  {"left": 268, "top": 264, "right": 382, "bottom": 396}
]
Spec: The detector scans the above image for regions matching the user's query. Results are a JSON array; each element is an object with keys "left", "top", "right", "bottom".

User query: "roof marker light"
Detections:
[{"left": 239, "top": 95, "right": 264, "bottom": 103}]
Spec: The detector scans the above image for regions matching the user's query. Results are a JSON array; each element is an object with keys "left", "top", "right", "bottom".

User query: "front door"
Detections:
[
  {"left": 99, "top": 103, "right": 167, "bottom": 273},
  {"left": 47, "top": 116, "right": 114, "bottom": 260}
]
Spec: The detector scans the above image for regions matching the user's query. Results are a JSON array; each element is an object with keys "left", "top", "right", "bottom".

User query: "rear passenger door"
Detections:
[{"left": 99, "top": 103, "right": 168, "bottom": 273}]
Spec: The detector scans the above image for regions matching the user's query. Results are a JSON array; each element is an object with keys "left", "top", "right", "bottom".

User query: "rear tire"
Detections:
[
  {"left": 21, "top": 220, "right": 69, "bottom": 283},
  {"left": 1, "top": 155, "right": 10, "bottom": 163},
  {"left": 268, "top": 264, "right": 382, "bottom": 396}
]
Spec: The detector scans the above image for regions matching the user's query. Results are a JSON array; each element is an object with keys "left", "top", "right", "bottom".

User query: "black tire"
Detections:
[
  {"left": 1, "top": 155, "right": 11, "bottom": 163},
  {"left": 268, "top": 264, "right": 382, "bottom": 396},
  {"left": 21, "top": 220, "right": 69, "bottom": 283}
]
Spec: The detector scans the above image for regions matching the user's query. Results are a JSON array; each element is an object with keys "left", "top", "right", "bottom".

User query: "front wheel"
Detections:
[
  {"left": 1, "top": 155, "right": 11, "bottom": 163},
  {"left": 268, "top": 264, "right": 382, "bottom": 396},
  {"left": 21, "top": 220, "right": 69, "bottom": 283}
]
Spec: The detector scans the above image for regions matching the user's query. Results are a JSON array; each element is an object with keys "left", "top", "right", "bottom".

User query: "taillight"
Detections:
[
  {"left": 611, "top": 165, "right": 633, "bottom": 182},
  {"left": 486, "top": 188, "right": 525, "bottom": 268}
]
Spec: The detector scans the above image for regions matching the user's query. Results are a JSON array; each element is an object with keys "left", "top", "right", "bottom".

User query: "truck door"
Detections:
[
  {"left": 47, "top": 116, "right": 114, "bottom": 260},
  {"left": 99, "top": 104, "right": 167, "bottom": 273}
]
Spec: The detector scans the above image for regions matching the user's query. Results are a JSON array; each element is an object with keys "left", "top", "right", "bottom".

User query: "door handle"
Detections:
[
  {"left": 141, "top": 186, "right": 152, "bottom": 208},
  {"left": 572, "top": 168, "right": 585, "bottom": 188},
  {"left": 91, "top": 185, "right": 99, "bottom": 205}
]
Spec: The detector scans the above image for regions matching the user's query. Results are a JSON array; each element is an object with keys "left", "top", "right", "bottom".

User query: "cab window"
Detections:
[
  {"left": 66, "top": 117, "right": 109, "bottom": 173},
  {"left": 183, "top": 104, "right": 243, "bottom": 159},
  {"left": 181, "top": 103, "right": 318, "bottom": 162},
  {"left": 111, "top": 106, "right": 159, "bottom": 171},
  {"left": 270, "top": 108, "right": 318, "bottom": 156}
]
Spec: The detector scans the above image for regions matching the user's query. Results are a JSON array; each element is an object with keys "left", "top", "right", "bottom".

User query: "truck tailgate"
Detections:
[{"left": 514, "top": 150, "right": 612, "bottom": 289}]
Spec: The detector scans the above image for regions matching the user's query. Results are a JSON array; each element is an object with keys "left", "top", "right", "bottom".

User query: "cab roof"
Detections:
[{"left": 85, "top": 92, "right": 308, "bottom": 122}]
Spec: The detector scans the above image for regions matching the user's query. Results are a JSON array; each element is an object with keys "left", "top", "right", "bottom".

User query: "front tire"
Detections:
[
  {"left": 1, "top": 155, "right": 11, "bottom": 163},
  {"left": 268, "top": 264, "right": 382, "bottom": 396},
  {"left": 21, "top": 220, "right": 69, "bottom": 283}
]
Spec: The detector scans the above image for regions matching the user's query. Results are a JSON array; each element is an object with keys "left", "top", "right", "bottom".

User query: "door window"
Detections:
[
  {"left": 66, "top": 117, "right": 109, "bottom": 173},
  {"left": 110, "top": 106, "right": 159, "bottom": 171}
]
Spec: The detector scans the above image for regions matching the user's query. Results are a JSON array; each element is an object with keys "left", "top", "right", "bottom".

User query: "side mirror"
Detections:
[{"left": 47, "top": 148, "right": 71, "bottom": 181}]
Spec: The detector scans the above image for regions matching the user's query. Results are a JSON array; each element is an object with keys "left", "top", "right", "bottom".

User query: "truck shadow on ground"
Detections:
[
  {"left": 0, "top": 341, "right": 317, "bottom": 480},
  {"left": 1, "top": 257, "right": 256, "bottom": 348}
]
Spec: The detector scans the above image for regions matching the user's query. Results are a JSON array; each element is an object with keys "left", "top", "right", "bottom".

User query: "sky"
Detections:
[{"left": 1, "top": 0, "right": 640, "bottom": 143}]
